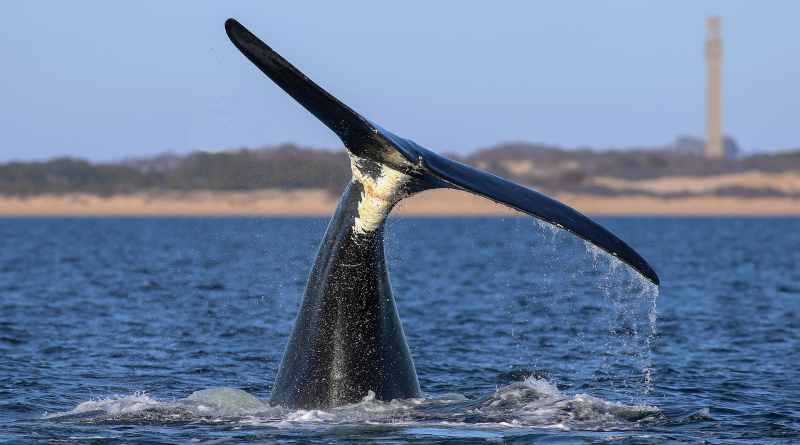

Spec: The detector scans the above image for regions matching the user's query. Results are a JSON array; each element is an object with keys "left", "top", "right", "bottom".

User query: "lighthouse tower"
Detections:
[{"left": 705, "top": 17, "right": 724, "bottom": 159}]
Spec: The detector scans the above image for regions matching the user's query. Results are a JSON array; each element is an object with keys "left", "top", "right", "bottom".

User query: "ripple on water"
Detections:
[{"left": 4, "top": 217, "right": 799, "bottom": 443}]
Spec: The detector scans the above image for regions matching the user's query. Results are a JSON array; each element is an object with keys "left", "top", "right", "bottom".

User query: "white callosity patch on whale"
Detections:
[{"left": 350, "top": 156, "right": 412, "bottom": 236}]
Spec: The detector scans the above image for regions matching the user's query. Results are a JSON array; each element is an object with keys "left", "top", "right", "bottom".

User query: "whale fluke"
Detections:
[
  {"left": 224, "top": 18, "right": 658, "bottom": 285},
  {"left": 224, "top": 18, "right": 659, "bottom": 409},
  {"left": 224, "top": 19, "right": 413, "bottom": 173}
]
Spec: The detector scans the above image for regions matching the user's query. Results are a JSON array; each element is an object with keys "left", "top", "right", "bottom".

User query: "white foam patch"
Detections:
[
  {"left": 285, "top": 409, "right": 336, "bottom": 422},
  {"left": 47, "top": 379, "right": 661, "bottom": 429},
  {"left": 64, "top": 392, "right": 161, "bottom": 416},
  {"left": 481, "top": 377, "right": 661, "bottom": 426},
  {"left": 46, "top": 388, "right": 282, "bottom": 421},
  {"left": 185, "top": 388, "right": 273, "bottom": 417}
]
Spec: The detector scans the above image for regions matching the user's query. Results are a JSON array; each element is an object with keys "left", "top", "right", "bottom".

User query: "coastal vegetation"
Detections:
[{"left": 2, "top": 143, "right": 800, "bottom": 198}]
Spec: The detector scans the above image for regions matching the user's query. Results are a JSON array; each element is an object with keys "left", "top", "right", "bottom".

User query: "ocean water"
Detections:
[{"left": 1, "top": 216, "right": 798, "bottom": 444}]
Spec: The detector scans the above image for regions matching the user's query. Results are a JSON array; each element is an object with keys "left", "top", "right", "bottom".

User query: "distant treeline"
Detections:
[
  {"left": 467, "top": 143, "right": 800, "bottom": 196},
  {"left": 0, "top": 145, "right": 349, "bottom": 197},
  {"left": 2, "top": 142, "right": 799, "bottom": 197}
]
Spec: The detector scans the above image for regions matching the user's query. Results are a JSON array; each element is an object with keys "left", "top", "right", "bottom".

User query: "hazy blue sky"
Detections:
[{"left": 2, "top": 1, "right": 798, "bottom": 161}]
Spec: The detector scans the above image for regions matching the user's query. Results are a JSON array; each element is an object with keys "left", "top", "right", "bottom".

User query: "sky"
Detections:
[{"left": 1, "top": 1, "right": 798, "bottom": 162}]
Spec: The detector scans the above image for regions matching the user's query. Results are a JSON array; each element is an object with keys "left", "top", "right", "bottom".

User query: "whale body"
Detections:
[{"left": 224, "top": 18, "right": 659, "bottom": 409}]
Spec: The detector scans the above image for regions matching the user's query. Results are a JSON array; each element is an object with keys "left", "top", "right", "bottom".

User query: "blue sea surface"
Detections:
[{"left": 1, "top": 216, "right": 798, "bottom": 444}]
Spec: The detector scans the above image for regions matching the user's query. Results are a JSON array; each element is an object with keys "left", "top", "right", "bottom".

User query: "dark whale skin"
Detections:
[{"left": 269, "top": 179, "right": 420, "bottom": 409}]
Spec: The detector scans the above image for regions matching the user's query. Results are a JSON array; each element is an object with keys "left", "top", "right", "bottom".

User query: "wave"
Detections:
[{"left": 46, "top": 377, "right": 662, "bottom": 430}]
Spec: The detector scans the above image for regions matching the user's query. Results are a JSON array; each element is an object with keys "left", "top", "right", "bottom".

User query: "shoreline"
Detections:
[{"left": 0, "top": 189, "right": 798, "bottom": 217}]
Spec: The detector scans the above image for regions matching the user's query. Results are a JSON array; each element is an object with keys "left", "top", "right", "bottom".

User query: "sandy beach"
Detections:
[{"left": 0, "top": 189, "right": 797, "bottom": 216}]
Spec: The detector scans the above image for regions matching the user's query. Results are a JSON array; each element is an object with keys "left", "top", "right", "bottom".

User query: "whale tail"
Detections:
[{"left": 225, "top": 18, "right": 659, "bottom": 285}]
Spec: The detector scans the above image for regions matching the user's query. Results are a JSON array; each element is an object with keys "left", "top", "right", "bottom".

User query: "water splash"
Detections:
[
  {"left": 46, "top": 388, "right": 282, "bottom": 422},
  {"left": 49, "top": 392, "right": 161, "bottom": 418},
  {"left": 534, "top": 219, "right": 562, "bottom": 240},
  {"left": 478, "top": 376, "right": 661, "bottom": 426},
  {"left": 517, "top": 219, "right": 659, "bottom": 400},
  {"left": 46, "top": 380, "right": 661, "bottom": 429},
  {"left": 583, "top": 239, "right": 660, "bottom": 396}
]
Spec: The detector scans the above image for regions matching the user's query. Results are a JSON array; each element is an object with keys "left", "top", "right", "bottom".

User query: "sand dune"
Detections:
[
  {"left": 0, "top": 188, "right": 797, "bottom": 216},
  {"left": 592, "top": 171, "right": 800, "bottom": 195}
]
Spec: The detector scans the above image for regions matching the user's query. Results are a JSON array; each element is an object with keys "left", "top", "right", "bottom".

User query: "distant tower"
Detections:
[{"left": 705, "top": 17, "right": 723, "bottom": 159}]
